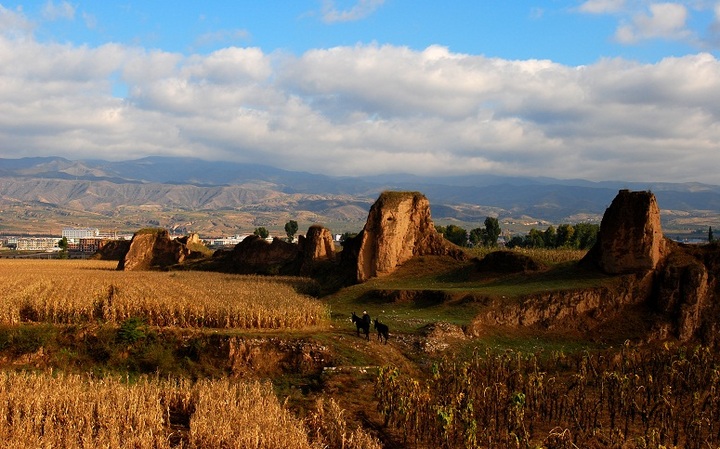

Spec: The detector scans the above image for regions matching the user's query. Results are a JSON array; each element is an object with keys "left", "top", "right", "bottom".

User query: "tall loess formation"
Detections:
[
  {"left": 343, "top": 191, "right": 466, "bottom": 282},
  {"left": 118, "top": 229, "right": 192, "bottom": 270},
  {"left": 582, "top": 189, "right": 720, "bottom": 342},
  {"left": 584, "top": 189, "right": 666, "bottom": 274},
  {"left": 299, "top": 225, "right": 335, "bottom": 275}
]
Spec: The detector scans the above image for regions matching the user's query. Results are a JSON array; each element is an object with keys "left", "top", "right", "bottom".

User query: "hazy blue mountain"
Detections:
[{"left": 0, "top": 156, "right": 718, "bottom": 231}]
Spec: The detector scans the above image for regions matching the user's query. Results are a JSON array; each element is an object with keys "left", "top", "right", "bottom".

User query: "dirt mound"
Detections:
[
  {"left": 227, "top": 235, "right": 301, "bottom": 275},
  {"left": 474, "top": 250, "right": 546, "bottom": 273},
  {"left": 118, "top": 229, "right": 192, "bottom": 271},
  {"left": 342, "top": 191, "right": 466, "bottom": 282}
]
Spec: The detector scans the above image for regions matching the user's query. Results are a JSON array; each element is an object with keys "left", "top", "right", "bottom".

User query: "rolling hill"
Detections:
[{"left": 0, "top": 156, "right": 718, "bottom": 237}]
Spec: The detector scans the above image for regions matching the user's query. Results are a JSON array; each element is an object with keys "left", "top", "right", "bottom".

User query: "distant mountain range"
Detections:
[{"left": 0, "top": 156, "right": 718, "bottom": 237}]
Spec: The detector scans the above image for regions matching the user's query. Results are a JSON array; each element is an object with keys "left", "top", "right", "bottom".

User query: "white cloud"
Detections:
[
  {"left": 615, "top": 3, "right": 691, "bottom": 43},
  {"left": 41, "top": 0, "right": 75, "bottom": 21},
  {"left": 321, "top": 0, "right": 385, "bottom": 23},
  {"left": 193, "top": 29, "right": 250, "bottom": 49},
  {"left": 0, "top": 5, "right": 34, "bottom": 39},
  {"left": 578, "top": 0, "right": 627, "bottom": 14},
  {"left": 0, "top": 14, "right": 718, "bottom": 184}
]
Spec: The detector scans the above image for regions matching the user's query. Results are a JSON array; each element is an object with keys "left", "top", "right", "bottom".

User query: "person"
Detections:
[{"left": 362, "top": 310, "right": 370, "bottom": 322}]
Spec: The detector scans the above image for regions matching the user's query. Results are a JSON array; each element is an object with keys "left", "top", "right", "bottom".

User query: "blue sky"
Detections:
[
  {"left": 21, "top": 1, "right": 718, "bottom": 64},
  {"left": 1, "top": 1, "right": 719, "bottom": 184}
]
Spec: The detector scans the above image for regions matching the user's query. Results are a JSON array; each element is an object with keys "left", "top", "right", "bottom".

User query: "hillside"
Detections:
[{"left": 1, "top": 156, "right": 718, "bottom": 236}]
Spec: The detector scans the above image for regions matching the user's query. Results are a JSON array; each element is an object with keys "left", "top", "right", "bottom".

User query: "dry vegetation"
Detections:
[
  {"left": 376, "top": 344, "right": 720, "bottom": 449},
  {"left": 467, "top": 247, "right": 588, "bottom": 266},
  {"left": 0, "top": 260, "right": 328, "bottom": 329},
  {"left": 0, "top": 370, "right": 380, "bottom": 449}
]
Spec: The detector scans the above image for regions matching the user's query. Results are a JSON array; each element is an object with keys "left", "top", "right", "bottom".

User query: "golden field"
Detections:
[
  {"left": 0, "top": 370, "right": 380, "bottom": 449},
  {"left": 0, "top": 259, "right": 329, "bottom": 329}
]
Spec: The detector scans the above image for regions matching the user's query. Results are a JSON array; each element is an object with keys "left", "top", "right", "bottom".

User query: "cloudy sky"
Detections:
[{"left": 0, "top": 1, "right": 719, "bottom": 184}]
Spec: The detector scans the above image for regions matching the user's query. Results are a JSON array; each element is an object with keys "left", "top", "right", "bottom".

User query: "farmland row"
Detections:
[
  {"left": 0, "top": 260, "right": 329, "bottom": 329},
  {"left": 376, "top": 344, "right": 720, "bottom": 448},
  {"left": 0, "top": 370, "right": 380, "bottom": 448}
]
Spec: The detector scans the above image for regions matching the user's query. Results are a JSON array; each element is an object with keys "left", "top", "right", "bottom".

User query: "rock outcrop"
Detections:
[
  {"left": 477, "top": 189, "right": 719, "bottom": 344},
  {"left": 653, "top": 242, "right": 720, "bottom": 343},
  {"left": 91, "top": 239, "right": 131, "bottom": 261},
  {"left": 342, "top": 191, "right": 466, "bottom": 282},
  {"left": 583, "top": 189, "right": 666, "bottom": 274},
  {"left": 474, "top": 250, "right": 546, "bottom": 274},
  {"left": 118, "top": 229, "right": 192, "bottom": 270},
  {"left": 298, "top": 225, "right": 335, "bottom": 275},
  {"left": 228, "top": 235, "right": 301, "bottom": 275}
]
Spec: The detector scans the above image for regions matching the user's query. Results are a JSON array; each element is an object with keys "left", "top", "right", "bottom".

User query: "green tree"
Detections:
[
  {"left": 527, "top": 228, "right": 545, "bottom": 248},
  {"left": 556, "top": 224, "right": 575, "bottom": 248},
  {"left": 482, "top": 217, "right": 501, "bottom": 247},
  {"left": 710, "top": 226, "right": 715, "bottom": 243},
  {"left": 543, "top": 225, "right": 557, "bottom": 248},
  {"left": 439, "top": 224, "right": 468, "bottom": 247},
  {"left": 253, "top": 227, "right": 269, "bottom": 239},
  {"left": 573, "top": 223, "right": 599, "bottom": 249},
  {"left": 57, "top": 236, "right": 69, "bottom": 259},
  {"left": 284, "top": 220, "right": 298, "bottom": 242},
  {"left": 506, "top": 235, "right": 526, "bottom": 248},
  {"left": 468, "top": 227, "right": 483, "bottom": 247}
]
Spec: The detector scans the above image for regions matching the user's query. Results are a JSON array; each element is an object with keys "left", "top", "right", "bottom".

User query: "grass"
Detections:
[{"left": 325, "top": 251, "right": 614, "bottom": 336}]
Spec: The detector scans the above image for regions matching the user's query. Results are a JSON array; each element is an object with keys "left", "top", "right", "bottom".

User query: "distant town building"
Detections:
[
  {"left": 16, "top": 237, "right": 59, "bottom": 251},
  {"left": 62, "top": 227, "right": 100, "bottom": 241},
  {"left": 208, "top": 234, "right": 250, "bottom": 248}
]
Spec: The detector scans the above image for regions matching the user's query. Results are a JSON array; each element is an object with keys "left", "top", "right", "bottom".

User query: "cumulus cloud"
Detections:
[
  {"left": 615, "top": 3, "right": 691, "bottom": 43},
  {"left": 41, "top": 0, "right": 75, "bottom": 21},
  {"left": 576, "top": 2, "right": 720, "bottom": 48},
  {"left": 321, "top": 0, "right": 385, "bottom": 23},
  {"left": 0, "top": 5, "right": 34, "bottom": 38},
  {"left": 0, "top": 13, "right": 718, "bottom": 184},
  {"left": 193, "top": 29, "right": 250, "bottom": 50},
  {"left": 578, "top": 0, "right": 626, "bottom": 14}
]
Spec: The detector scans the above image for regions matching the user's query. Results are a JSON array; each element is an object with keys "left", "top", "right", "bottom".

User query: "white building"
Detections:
[
  {"left": 16, "top": 237, "right": 59, "bottom": 251},
  {"left": 62, "top": 227, "right": 100, "bottom": 240}
]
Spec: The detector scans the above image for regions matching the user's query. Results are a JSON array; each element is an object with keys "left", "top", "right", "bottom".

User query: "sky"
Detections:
[{"left": 0, "top": 1, "right": 719, "bottom": 184}]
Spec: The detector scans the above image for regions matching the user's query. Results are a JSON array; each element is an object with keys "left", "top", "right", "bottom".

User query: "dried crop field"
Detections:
[
  {"left": 0, "top": 259, "right": 329, "bottom": 329},
  {"left": 0, "top": 370, "right": 381, "bottom": 449},
  {"left": 376, "top": 345, "right": 720, "bottom": 449}
]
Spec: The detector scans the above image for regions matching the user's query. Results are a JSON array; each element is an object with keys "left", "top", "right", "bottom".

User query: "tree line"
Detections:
[
  {"left": 506, "top": 222, "right": 599, "bottom": 250},
  {"left": 259, "top": 218, "right": 599, "bottom": 251},
  {"left": 436, "top": 218, "right": 599, "bottom": 250},
  {"left": 436, "top": 217, "right": 502, "bottom": 248}
]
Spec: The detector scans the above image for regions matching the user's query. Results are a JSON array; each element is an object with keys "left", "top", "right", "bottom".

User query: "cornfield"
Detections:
[
  {"left": 0, "top": 260, "right": 328, "bottom": 329},
  {"left": 376, "top": 344, "right": 720, "bottom": 448},
  {"left": 0, "top": 370, "right": 380, "bottom": 448}
]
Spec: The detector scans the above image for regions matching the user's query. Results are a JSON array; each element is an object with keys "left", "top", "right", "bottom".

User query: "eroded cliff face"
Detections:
[
  {"left": 298, "top": 225, "right": 335, "bottom": 276},
  {"left": 653, "top": 242, "right": 720, "bottom": 342},
  {"left": 584, "top": 189, "right": 667, "bottom": 274},
  {"left": 118, "top": 229, "right": 191, "bottom": 271},
  {"left": 343, "top": 191, "right": 466, "bottom": 283},
  {"left": 470, "top": 272, "right": 656, "bottom": 337},
  {"left": 475, "top": 189, "right": 719, "bottom": 344}
]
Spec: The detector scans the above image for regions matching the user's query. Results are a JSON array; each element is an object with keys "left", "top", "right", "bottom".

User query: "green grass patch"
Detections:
[{"left": 325, "top": 254, "right": 615, "bottom": 335}]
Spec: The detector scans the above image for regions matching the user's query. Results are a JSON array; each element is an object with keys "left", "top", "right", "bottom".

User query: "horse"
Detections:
[
  {"left": 351, "top": 311, "right": 370, "bottom": 340},
  {"left": 373, "top": 318, "right": 389, "bottom": 344}
]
